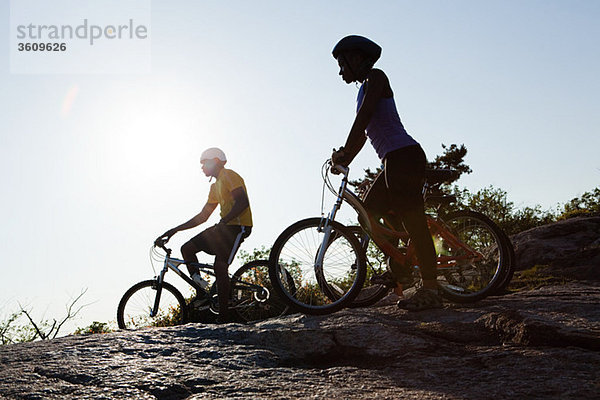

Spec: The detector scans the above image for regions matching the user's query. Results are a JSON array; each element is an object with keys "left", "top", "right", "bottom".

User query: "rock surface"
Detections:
[
  {"left": 1, "top": 283, "right": 599, "bottom": 399},
  {"left": 511, "top": 216, "right": 600, "bottom": 280}
]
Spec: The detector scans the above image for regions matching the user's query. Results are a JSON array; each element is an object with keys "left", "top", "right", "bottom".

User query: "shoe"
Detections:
[
  {"left": 191, "top": 292, "right": 210, "bottom": 310},
  {"left": 386, "top": 257, "right": 415, "bottom": 285},
  {"left": 215, "top": 313, "right": 232, "bottom": 324},
  {"left": 191, "top": 273, "right": 209, "bottom": 290},
  {"left": 370, "top": 271, "right": 397, "bottom": 288},
  {"left": 397, "top": 287, "right": 443, "bottom": 311}
]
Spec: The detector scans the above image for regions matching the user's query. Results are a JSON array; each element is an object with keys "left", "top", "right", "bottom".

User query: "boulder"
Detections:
[
  {"left": 0, "top": 283, "right": 598, "bottom": 399},
  {"left": 511, "top": 216, "right": 600, "bottom": 280}
]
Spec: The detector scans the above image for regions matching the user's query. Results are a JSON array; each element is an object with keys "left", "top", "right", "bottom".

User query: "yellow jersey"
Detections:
[{"left": 207, "top": 168, "right": 253, "bottom": 227}]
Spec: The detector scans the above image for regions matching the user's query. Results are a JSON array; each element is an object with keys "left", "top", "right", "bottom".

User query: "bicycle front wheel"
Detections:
[
  {"left": 435, "top": 210, "right": 509, "bottom": 303},
  {"left": 229, "top": 260, "right": 293, "bottom": 323},
  {"left": 268, "top": 218, "right": 366, "bottom": 315},
  {"left": 117, "top": 280, "right": 188, "bottom": 330}
]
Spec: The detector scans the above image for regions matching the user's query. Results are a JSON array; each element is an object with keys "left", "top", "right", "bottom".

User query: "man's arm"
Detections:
[
  {"left": 159, "top": 202, "right": 218, "bottom": 239},
  {"left": 219, "top": 187, "right": 249, "bottom": 225},
  {"left": 333, "top": 69, "right": 387, "bottom": 165}
]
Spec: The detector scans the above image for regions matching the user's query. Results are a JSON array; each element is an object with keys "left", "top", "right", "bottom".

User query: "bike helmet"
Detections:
[
  {"left": 200, "top": 147, "right": 227, "bottom": 162},
  {"left": 332, "top": 35, "right": 382, "bottom": 63}
]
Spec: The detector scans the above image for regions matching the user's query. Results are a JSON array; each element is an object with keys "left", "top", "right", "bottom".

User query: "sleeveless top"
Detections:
[{"left": 357, "top": 82, "right": 418, "bottom": 160}]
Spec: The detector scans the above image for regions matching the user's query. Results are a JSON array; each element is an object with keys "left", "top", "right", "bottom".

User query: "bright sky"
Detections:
[{"left": 1, "top": 1, "right": 598, "bottom": 334}]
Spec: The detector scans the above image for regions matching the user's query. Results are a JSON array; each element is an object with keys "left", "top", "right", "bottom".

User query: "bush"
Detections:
[
  {"left": 558, "top": 188, "right": 600, "bottom": 220},
  {"left": 73, "top": 321, "right": 113, "bottom": 335},
  {"left": 451, "top": 186, "right": 556, "bottom": 235}
]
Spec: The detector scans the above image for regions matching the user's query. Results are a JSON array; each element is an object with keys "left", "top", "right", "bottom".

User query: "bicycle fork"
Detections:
[
  {"left": 316, "top": 173, "right": 349, "bottom": 269},
  {"left": 150, "top": 264, "right": 169, "bottom": 317}
]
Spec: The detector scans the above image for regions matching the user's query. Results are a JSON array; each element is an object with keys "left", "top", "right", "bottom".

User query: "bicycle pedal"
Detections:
[
  {"left": 192, "top": 298, "right": 210, "bottom": 309},
  {"left": 370, "top": 272, "right": 397, "bottom": 288}
]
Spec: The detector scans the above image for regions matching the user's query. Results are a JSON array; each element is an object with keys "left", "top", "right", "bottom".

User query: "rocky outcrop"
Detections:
[
  {"left": 511, "top": 216, "right": 600, "bottom": 280},
  {"left": 1, "top": 283, "right": 598, "bottom": 399}
]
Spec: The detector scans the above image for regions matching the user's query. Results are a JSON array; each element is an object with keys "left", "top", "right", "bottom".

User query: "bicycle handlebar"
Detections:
[
  {"left": 328, "top": 159, "right": 349, "bottom": 177},
  {"left": 331, "top": 163, "right": 349, "bottom": 176},
  {"left": 154, "top": 238, "right": 172, "bottom": 256}
]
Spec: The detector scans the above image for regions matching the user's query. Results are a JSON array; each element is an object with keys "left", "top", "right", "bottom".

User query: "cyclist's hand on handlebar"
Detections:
[
  {"left": 331, "top": 147, "right": 348, "bottom": 175},
  {"left": 331, "top": 146, "right": 345, "bottom": 164},
  {"left": 155, "top": 229, "right": 176, "bottom": 247}
]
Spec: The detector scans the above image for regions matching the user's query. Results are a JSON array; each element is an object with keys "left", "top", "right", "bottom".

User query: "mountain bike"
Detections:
[
  {"left": 267, "top": 160, "right": 513, "bottom": 315},
  {"left": 117, "top": 241, "right": 294, "bottom": 329}
]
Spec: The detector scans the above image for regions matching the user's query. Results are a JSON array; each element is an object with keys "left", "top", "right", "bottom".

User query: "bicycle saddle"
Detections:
[{"left": 424, "top": 169, "right": 459, "bottom": 184}]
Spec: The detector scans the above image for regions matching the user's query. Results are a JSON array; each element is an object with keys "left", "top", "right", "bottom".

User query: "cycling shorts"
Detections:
[{"left": 186, "top": 224, "right": 251, "bottom": 265}]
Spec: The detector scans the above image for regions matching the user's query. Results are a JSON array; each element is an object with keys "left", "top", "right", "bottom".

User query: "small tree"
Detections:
[
  {"left": 427, "top": 144, "right": 472, "bottom": 182},
  {"left": 0, "top": 312, "right": 21, "bottom": 345},
  {"left": 559, "top": 187, "right": 600, "bottom": 219},
  {"left": 348, "top": 144, "right": 566, "bottom": 235},
  {"left": 453, "top": 186, "right": 555, "bottom": 235},
  {"left": 18, "top": 289, "right": 89, "bottom": 341},
  {"left": 0, "top": 289, "right": 90, "bottom": 345}
]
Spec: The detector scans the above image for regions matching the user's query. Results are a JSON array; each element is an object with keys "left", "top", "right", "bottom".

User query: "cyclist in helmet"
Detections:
[
  {"left": 157, "top": 148, "right": 252, "bottom": 322},
  {"left": 331, "top": 35, "right": 442, "bottom": 310}
]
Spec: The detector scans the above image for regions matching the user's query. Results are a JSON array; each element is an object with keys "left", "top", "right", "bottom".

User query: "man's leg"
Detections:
[
  {"left": 211, "top": 225, "right": 251, "bottom": 323},
  {"left": 182, "top": 225, "right": 222, "bottom": 300},
  {"left": 213, "top": 257, "right": 230, "bottom": 322},
  {"left": 181, "top": 240, "right": 201, "bottom": 276}
]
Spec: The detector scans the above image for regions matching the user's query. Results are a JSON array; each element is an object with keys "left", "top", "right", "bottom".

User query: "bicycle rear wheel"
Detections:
[
  {"left": 229, "top": 260, "right": 294, "bottom": 323},
  {"left": 117, "top": 280, "right": 188, "bottom": 330},
  {"left": 435, "top": 210, "right": 509, "bottom": 303},
  {"left": 489, "top": 229, "right": 515, "bottom": 295},
  {"left": 268, "top": 218, "right": 366, "bottom": 315}
]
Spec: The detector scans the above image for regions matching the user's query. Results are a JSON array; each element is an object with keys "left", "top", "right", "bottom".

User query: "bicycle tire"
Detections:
[
  {"left": 268, "top": 218, "right": 366, "bottom": 315},
  {"left": 435, "top": 210, "right": 510, "bottom": 303},
  {"left": 227, "top": 259, "right": 294, "bottom": 323},
  {"left": 117, "top": 280, "right": 188, "bottom": 330},
  {"left": 489, "top": 229, "right": 516, "bottom": 295}
]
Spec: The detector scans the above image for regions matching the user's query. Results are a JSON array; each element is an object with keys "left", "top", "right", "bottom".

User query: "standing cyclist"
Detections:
[
  {"left": 331, "top": 35, "right": 442, "bottom": 310},
  {"left": 156, "top": 148, "right": 252, "bottom": 322}
]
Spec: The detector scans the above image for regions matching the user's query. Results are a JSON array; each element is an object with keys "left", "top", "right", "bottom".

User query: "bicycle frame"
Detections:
[
  {"left": 157, "top": 255, "right": 207, "bottom": 291},
  {"left": 322, "top": 164, "right": 483, "bottom": 271},
  {"left": 151, "top": 246, "right": 267, "bottom": 317}
]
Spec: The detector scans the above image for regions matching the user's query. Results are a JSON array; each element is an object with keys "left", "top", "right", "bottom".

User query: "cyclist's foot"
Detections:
[
  {"left": 215, "top": 313, "right": 232, "bottom": 325},
  {"left": 397, "top": 287, "right": 443, "bottom": 311},
  {"left": 370, "top": 271, "right": 397, "bottom": 288},
  {"left": 386, "top": 257, "right": 414, "bottom": 285},
  {"left": 191, "top": 291, "right": 210, "bottom": 310}
]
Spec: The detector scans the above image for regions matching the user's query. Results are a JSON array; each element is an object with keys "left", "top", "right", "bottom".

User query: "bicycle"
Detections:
[
  {"left": 117, "top": 240, "right": 294, "bottom": 329},
  {"left": 267, "top": 160, "right": 513, "bottom": 315},
  {"left": 337, "top": 175, "right": 515, "bottom": 308}
]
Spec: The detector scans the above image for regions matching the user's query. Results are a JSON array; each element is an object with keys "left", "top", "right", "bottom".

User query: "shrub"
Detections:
[
  {"left": 558, "top": 188, "right": 600, "bottom": 219},
  {"left": 73, "top": 321, "right": 113, "bottom": 335}
]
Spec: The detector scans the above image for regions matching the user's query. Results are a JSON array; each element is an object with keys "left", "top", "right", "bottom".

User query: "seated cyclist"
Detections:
[
  {"left": 331, "top": 35, "right": 442, "bottom": 311},
  {"left": 157, "top": 148, "right": 252, "bottom": 322}
]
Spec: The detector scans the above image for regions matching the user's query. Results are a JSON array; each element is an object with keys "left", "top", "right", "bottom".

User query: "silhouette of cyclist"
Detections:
[
  {"left": 157, "top": 148, "right": 252, "bottom": 322},
  {"left": 331, "top": 35, "right": 442, "bottom": 310}
]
